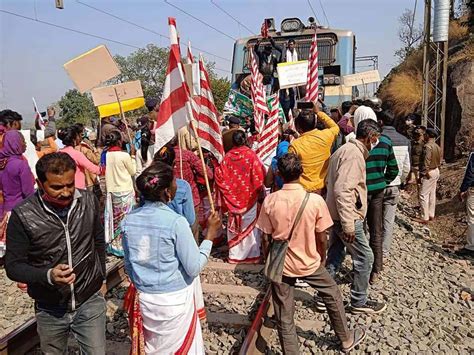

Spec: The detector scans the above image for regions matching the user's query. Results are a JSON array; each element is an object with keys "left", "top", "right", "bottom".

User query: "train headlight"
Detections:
[
  {"left": 334, "top": 76, "right": 341, "bottom": 85},
  {"left": 281, "top": 18, "right": 303, "bottom": 32}
]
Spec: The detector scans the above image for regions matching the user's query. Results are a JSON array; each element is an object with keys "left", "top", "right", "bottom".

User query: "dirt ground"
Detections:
[{"left": 401, "top": 154, "right": 470, "bottom": 250}]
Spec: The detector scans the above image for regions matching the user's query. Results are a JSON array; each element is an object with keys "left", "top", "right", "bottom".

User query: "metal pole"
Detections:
[
  {"left": 421, "top": 0, "right": 431, "bottom": 126},
  {"left": 440, "top": 39, "right": 448, "bottom": 158}
]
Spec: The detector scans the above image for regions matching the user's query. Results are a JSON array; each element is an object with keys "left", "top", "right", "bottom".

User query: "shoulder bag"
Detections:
[{"left": 264, "top": 192, "right": 310, "bottom": 283}]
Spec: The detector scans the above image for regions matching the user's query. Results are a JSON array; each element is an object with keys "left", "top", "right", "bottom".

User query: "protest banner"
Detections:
[
  {"left": 277, "top": 60, "right": 309, "bottom": 89},
  {"left": 224, "top": 89, "right": 254, "bottom": 118},
  {"left": 342, "top": 70, "right": 381, "bottom": 87},
  {"left": 91, "top": 80, "right": 145, "bottom": 118},
  {"left": 63, "top": 45, "right": 120, "bottom": 93}
]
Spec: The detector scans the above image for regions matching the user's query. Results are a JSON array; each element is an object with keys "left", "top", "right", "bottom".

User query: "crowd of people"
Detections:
[{"left": 0, "top": 92, "right": 472, "bottom": 355}]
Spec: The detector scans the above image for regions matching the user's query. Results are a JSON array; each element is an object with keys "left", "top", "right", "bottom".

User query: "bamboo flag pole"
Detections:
[
  {"left": 190, "top": 121, "right": 215, "bottom": 213},
  {"left": 177, "top": 131, "right": 184, "bottom": 179},
  {"left": 113, "top": 87, "right": 133, "bottom": 146}
]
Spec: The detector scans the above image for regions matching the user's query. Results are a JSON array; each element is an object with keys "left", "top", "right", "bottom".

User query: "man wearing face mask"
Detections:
[
  {"left": 5, "top": 153, "right": 106, "bottom": 354},
  {"left": 325, "top": 119, "right": 387, "bottom": 315}
]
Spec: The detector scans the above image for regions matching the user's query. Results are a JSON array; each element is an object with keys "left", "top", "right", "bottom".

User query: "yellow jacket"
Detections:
[{"left": 288, "top": 112, "right": 339, "bottom": 192}]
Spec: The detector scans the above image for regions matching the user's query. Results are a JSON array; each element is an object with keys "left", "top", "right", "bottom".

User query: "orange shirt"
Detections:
[{"left": 256, "top": 183, "right": 333, "bottom": 277}]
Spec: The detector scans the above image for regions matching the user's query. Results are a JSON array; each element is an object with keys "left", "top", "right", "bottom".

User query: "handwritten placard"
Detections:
[
  {"left": 343, "top": 70, "right": 381, "bottom": 87},
  {"left": 277, "top": 60, "right": 309, "bottom": 89},
  {"left": 91, "top": 80, "right": 143, "bottom": 106}
]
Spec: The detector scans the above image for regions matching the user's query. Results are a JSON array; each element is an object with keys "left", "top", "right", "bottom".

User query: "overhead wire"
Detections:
[
  {"left": 318, "top": 0, "right": 330, "bottom": 27},
  {"left": 1, "top": 8, "right": 232, "bottom": 74},
  {"left": 306, "top": 0, "right": 322, "bottom": 26},
  {"left": 0, "top": 9, "right": 142, "bottom": 49},
  {"left": 75, "top": 0, "right": 231, "bottom": 62},
  {"left": 164, "top": 0, "right": 237, "bottom": 41},
  {"left": 210, "top": 0, "right": 254, "bottom": 35}
]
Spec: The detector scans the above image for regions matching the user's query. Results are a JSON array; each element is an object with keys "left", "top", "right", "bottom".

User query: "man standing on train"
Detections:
[{"left": 5, "top": 153, "right": 107, "bottom": 355}]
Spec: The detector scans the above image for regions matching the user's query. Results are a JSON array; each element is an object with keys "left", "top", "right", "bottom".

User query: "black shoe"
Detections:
[
  {"left": 455, "top": 248, "right": 474, "bottom": 258},
  {"left": 350, "top": 300, "right": 387, "bottom": 315},
  {"left": 314, "top": 296, "right": 349, "bottom": 312}
]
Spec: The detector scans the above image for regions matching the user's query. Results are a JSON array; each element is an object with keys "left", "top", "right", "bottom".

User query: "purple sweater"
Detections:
[{"left": 0, "top": 157, "right": 35, "bottom": 218}]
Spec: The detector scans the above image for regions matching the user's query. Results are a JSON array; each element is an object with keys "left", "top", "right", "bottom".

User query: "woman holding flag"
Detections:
[{"left": 122, "top": 162, "right": 220, "bottom": 354}]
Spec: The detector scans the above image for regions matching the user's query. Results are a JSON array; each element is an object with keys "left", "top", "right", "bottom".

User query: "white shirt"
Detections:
[{"left": 286, "top": 49, "right": 298, "bottom": 62}]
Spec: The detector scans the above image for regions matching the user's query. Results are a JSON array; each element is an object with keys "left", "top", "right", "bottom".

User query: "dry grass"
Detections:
[
  {"left": 449, "top": 38, "right": 474, "bottom": 65},
  {"left": 379, "top": 71, "right": 423, "bottom": 117},
  {"left": 449, "top": 21, "right": 470, "bottom": 45}
]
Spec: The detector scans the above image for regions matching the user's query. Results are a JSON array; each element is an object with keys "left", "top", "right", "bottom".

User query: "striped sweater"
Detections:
[{"left": 366, "top": 134, "right": 399, "bottom": 195}]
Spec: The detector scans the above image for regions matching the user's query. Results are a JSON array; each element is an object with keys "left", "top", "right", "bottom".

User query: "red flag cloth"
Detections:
[
  {"left": 257, "top": 92, "right": 280, "bottom": 160},
  {"left": 123, "top": 283, "right": 145, "bottom": 355},
  {"left": 249, "top": 48, "right": 269, "bottom": 133},
  {"left": 196, "top": 54, "right": 224, "bottom": 163},
  {"left": 154, "top": 17, "right": 193, "bottom": 150},
  {"left": 305, "top": 30, "right": 319, "bottom": 103}
]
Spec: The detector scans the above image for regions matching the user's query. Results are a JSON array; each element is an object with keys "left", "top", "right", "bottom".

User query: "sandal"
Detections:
[{"left": 342, "top": 328, "right": 366, "bottom": 353}]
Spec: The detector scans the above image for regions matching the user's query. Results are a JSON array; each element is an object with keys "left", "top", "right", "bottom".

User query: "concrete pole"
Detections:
[{"left": 440, "top": 39, "right": 449, "bottom": 158}]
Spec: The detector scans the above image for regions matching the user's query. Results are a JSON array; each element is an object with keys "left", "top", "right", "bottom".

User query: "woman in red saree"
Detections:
[{"left": 215, "top": 130, "right": 265, "bottom": 263}]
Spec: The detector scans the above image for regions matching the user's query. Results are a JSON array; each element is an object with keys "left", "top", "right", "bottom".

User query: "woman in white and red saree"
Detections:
[
  {"left": 215, "top": 131, "right": 265, "bottom": 264},
  {"left": 122, "top": 162, "right": 221, "bottom": 354}
]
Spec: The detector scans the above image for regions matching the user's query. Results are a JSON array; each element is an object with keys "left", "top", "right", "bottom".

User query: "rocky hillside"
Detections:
[{"left": 378, "top": 16, "right": 473, "bottom": 161}]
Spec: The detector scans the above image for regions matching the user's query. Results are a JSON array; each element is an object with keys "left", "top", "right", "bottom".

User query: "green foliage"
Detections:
[
  {"left": 112, "top": 44, "right": 231, "bottom": 113},
  {"left": 112, "top": 44, "right": 169, "bottom": 100},
  {"left": 56, "top": 89, "right": 98, "bottom": 128},
  {"left": 209, "top": 76, "right": 231, "bottom": 113}
]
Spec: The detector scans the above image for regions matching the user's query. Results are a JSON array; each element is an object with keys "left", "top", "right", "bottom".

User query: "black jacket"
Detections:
[{"left": 5, "top": 189, "right": 105, "bottom": 311}]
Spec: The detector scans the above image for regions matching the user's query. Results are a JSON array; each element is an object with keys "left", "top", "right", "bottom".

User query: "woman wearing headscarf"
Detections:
[
  {"left": 215, "top": 130, "right": 265, "bottom": 263},
  {"left": 103, "top": 130, "right": 136, "bottom": 257},
  {"left": 59, "top": 126, "right": 101, "bottom": 189},
  {"left": 122, "top": 162, "right": 220, "bottom": 354},
  {"left": 0, "top": 130, "right": 35, "bottom": 257}
]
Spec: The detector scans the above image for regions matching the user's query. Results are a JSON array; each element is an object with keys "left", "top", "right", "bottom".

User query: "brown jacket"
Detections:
[
  {"left": 420, "top": 140, "right": 441, "bottom": 176},
  {"left": 76, "top": 141, "right": 100, "bottom": 188},
  {"left": 325, "top": 138, "right": 369, "bottom": 234}
]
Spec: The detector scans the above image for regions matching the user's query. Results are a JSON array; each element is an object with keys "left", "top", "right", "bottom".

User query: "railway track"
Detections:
[
  {"left": 201, "top": 258, "right": 324, "bottom": 354},
  {"left": 0, "top": 259, "right": 126, "bottom": 355},
  {"left": 1, "top": 251, "right": 325, "bottom": 354}
]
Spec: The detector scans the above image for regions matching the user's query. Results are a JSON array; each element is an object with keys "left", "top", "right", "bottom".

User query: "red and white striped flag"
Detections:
[
  {"left": 305, "top": 30, "right": 319, "bottom": 103},
  {"left": 155, "top": 18, "right": 194, "bottom": 150},
  {"left": 249, "top": 48, "right": 269, "bottom": 133},
  {"left": 257, "top": 93, "right": 280, "bottom": 160},
  {"left": 187, "top": 41, "right": 194, "bottom": 64},
  {"left": 195, "top": 54, "right": 224, "bottom": 162}
]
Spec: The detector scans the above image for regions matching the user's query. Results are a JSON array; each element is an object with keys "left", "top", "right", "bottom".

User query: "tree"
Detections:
[
  {"left": 395, "top": 8, "right": 423, "bottom": 62},
  {"left": 112, "top": 44, "right": 230, "bottom": 113},
  {"left": 56, "top": 89, "right": 98, "bottom": 128},
  {"left": 112, "top": 44, "right": 169, "bottom": 99}
]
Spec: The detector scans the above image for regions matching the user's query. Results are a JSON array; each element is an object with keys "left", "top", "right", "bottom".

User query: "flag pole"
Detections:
[
  {"left": 190, "top": 122, "right": 215, "bottom": 213},
  {"left": 113, "top": 87, "right": 133, "bottom": 146},
  {"left": 177, "top": 131, "right": 184, "bottom": 179}
]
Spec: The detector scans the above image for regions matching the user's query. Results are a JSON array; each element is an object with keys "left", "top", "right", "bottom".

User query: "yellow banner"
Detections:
[{"left": 97, "top": 97, "right": 145, "bottom": 118}]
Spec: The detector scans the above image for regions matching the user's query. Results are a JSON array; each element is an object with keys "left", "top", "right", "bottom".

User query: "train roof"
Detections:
[{"left": 234, "top": 27, "right": 354, "bottom": 45}]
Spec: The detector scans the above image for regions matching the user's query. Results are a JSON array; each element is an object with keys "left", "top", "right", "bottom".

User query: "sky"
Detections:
[{"left": 0, "top": 0, "right": 423, "bottom": 123}]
